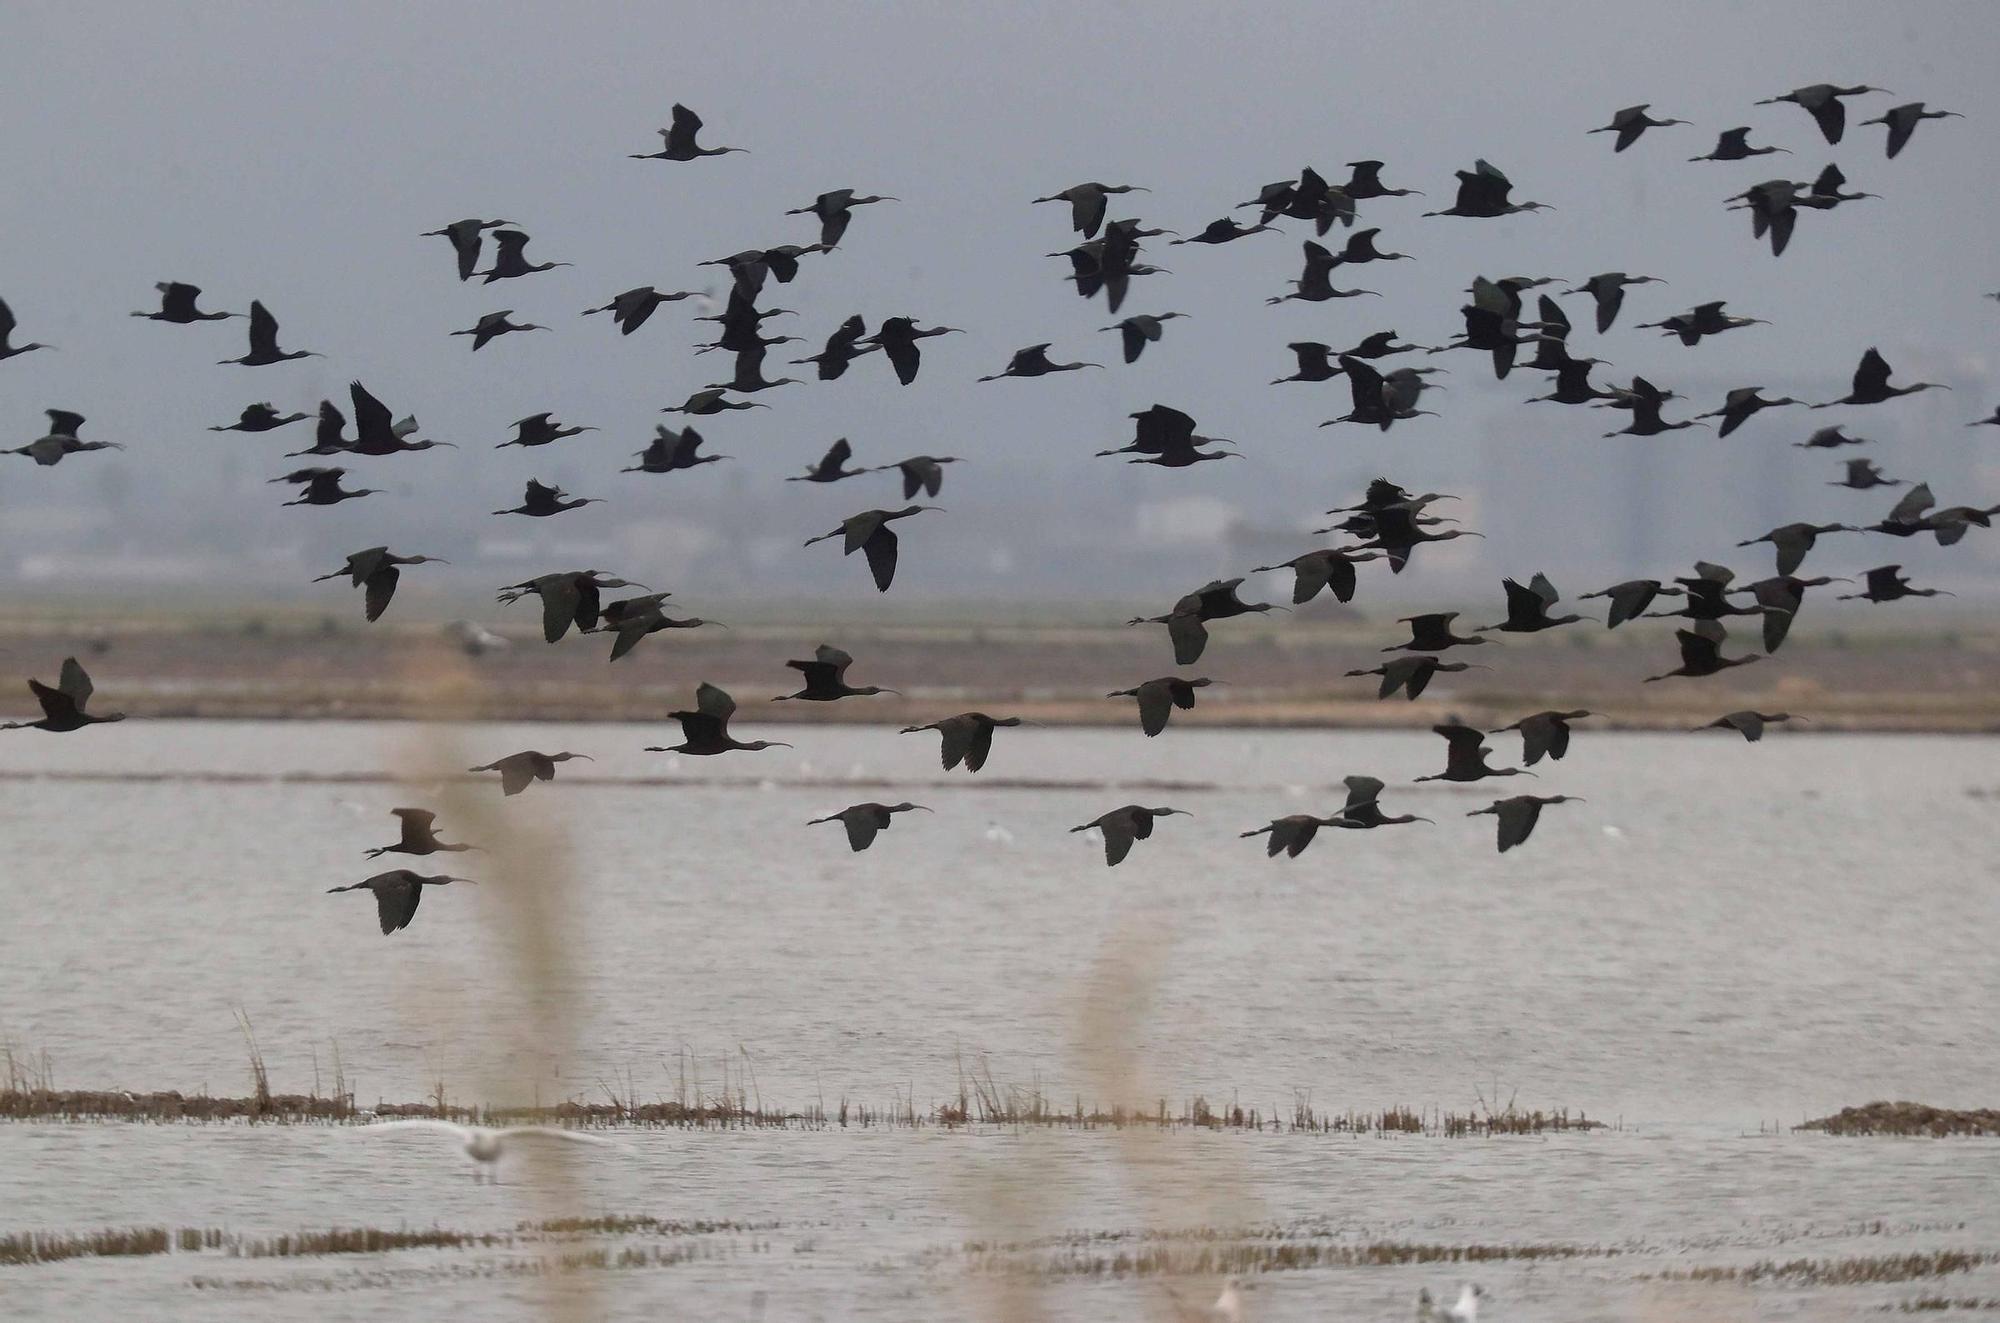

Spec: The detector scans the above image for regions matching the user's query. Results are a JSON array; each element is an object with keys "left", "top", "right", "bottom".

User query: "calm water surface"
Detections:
[{"left": 2, "top": 721, "right": 1997, "bottom": 1320}]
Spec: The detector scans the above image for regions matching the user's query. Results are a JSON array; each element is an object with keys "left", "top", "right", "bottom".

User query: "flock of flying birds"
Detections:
[{"left": 1, "top": 89, "right": 1993, "bottom": 941}]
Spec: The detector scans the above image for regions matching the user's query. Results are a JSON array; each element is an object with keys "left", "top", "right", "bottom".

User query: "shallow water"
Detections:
[{"left": 3, "top": 721, "right": 1998, "bottom": 1320}]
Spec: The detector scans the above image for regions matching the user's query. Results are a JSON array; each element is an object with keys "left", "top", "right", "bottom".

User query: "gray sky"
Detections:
[{"left": 2, "top": 0, "right": 1996, "bottom": 608}]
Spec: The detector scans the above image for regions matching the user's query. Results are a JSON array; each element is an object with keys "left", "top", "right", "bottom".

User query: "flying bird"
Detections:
[
  {"left": 269, "top": 466, "right": 377, "bottom": 506},
  {"left": 1756, "top": 83, "right": 1891, "bottom": 144},
  {"left": 979, "top": 344, "right": 1102, "bottom": 381},
  {"left": 326, "top": 870, "right": 475, "bottom": 935},
  {"left": 1860, "top": 101, "right": 1962, "bottom": 158},
  {"left": 1344, "top": 655, "right": 1484, "bottom": 700},
  {"left": 1414, "top": 724, "right": 1530, "bottom": 783},
  {"left": 219, "top": 302, "right": 320, "bottom": 366},
  {"left": 360, "top": 1119, "right": 611, "bottom": 1181},
  {"left": 1838, "top": 565, "right": 1953, "bottom": 603},
  {"left": 1588, "top": 104, "right": 1689, "bottom": 151},
  {"left": 1737, "top": 521, "right": 1858, "bottom": 576},
  {"left": 1698, "top": 711, "right": 1802, "bottom": 742},
  {"left": 1491, "top": 709, "right": 1592, "bottom": 766},
  {"left": 313, "top": 547, "right": 446, "bottom": 622},
  {"left": 1565, "top": 272, "right": 1664, "bottom": 333},
  {"left": 582, "top": 285, "right": 696, "bottom": 335},
  {"left": 786, "top": 189, "right": 898, "bottom": 247},
  {"left": 131, "top": 281, "right": 238, "bottom": 323},
  {"left": 860, "top": 318, "right": 962, "bottom": 385},
  {"left": 809, "top": 802, "right": 930, "bottom": 852},
  {"left": 1689, "top": 127, "right": 1790, "bottom": 162},
  {"left": 623, "top": 425, "right": 728, "bottom": 473},
  {"left": 1100, "top": 312, "right": 1188, "bottom": 364},
  {"left": 873, "top": 454, "right": 961, "bottom": 499},
  {"left": 1106, "top": 676, "right": 1215, "bottom": 737},
  {"left": 0, "top": 297, "right": 53, "bottom": 362},
  {"left": 211, "top": 402, "right": 309, "bottom": 433},
  {"left": 452, "top": 310, "right": 547, "bottom": 351},
  {"left": 1579, "top": 579, "right": 1684, "bottom": 628},
  {"left": 803, "top": 506, "right": 942, "bottom": 592},
  {"left": 421, "top": 218, "right": 513, "bottom": 281},
  {"left": 774, "top": 645, "right": 899, "bottom": 702},
  {"left": 630, "top": 104, "right": 746, "bottom": 161},
  {"left": 495, "top": 479, "right": 601, "bottom": 517},
  {"left": 1253, "top": 548, "right": 1378, "bottom": 604},
  {"left": 6, "top": 410, "right": 123, "bottom": 466},
  {"left": 645, "top": 682, "right": 791, "bottom": 756},
  {"left": 497, "top": 570, "right": 647, "bottom": 642},
  {"left": 1645, "top": 628, "right": 1762, "bottom": 681},
  {"left": 900, "top": 712, "right": 1025, "bottom": 772},
  {"left": 1468, "top": 796, "right": 1580, "bottom": 853},
  {"left": 1815, "top": 348, "right": 1949, "bottom": 407},
  {"left": 1032, "top": 182, "right": 1148, "bottom": 238},
  {"left": 1422, "top": 160, "right": 1551, "bottom": 218},
  {"left": 469, "top": 750, "right": 591, "bottom": 796},
  {"left": 365, "top": 808, "right": 478, "bottom": 860},
  {"left": 0, "top": 658, "right": 124, "bottom": 732},
  {"left": 1072, "top": 805, "right": 1190, "bottom": 866}
]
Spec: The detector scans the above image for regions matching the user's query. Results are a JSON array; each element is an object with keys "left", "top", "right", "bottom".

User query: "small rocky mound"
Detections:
[{"left": 1799, "top": 1102, "right": 2000, "bottom": 1137}]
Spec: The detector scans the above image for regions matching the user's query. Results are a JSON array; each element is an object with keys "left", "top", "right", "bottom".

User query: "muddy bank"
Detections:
[{"left": 1799, "top": 1102, "right": 2000, "bottom": 1137}]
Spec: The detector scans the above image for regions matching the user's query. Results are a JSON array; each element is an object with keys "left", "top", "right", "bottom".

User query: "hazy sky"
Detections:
[{"left": 2, "top": 1, "right": 1995, "bottom": 606}]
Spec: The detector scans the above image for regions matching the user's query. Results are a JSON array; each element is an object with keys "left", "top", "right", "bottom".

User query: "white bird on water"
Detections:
[
  {"left": 1419, "top": 1282, "right": 1487, "bottom": 1322},
  {"left": 360, "top": 1119, "right": 615, "bottom": 1182},
  {"left": 1168, "top": 1276, "right": 1253, "bottom": 1323}
]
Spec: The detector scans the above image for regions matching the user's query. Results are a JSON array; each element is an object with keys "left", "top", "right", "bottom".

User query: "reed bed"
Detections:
[
  {"left": 1647, "top": 1250, "right": 1995, "bottom": 1286},
  {"left": 0, "top": 1216, "right": 770, "bottom": 1269},
  {"left": 962, "top": 1236, "right": 1618, "bottom": 1280}
]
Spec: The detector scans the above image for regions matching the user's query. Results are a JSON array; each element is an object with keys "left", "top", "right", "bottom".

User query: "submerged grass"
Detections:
[{"left": 1648, "top": 1250, "right": 1996, "bottom": 1286}]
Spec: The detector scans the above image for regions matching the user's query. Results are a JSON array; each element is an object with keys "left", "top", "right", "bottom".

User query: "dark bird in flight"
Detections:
[
  {"left": 1492, "top": 709, "right": 1592, "bottom": 766},
  {"left": 700, "top": 245, "right": 827, "bottom": 300},
  {"left": 1388, "top": 612, "right": 1487, "bottom": 653},
  {"left": 1483, "top": 573, "right": 1587, "bottom": 633},
  {"left": 1727, "top": 178, "right": 1814, "bottom": 257},
  {"left": 497, "top": 570, "right": 647, "bottom": 642},
  {"left": 1240, "top": 813, "right": 1346, "bottom": 859},
  {"left": 1806, "top": 163, "right": 1878, "bottom": 208},
  {"left": 582, "top": 285, "right": 697, "bottom": 335},
  {"left": 495, "top": 479, "right": 600, "bottom": 518},
  {"left": 1838, "top": 565, "right": 1953, "bottom": 603},
  {"left": 1639, "top": 300, "right": 1767, "bottom": 346},
  {"left": 624, "top": 424, "right": 728, "bottom": 474},
  {"left": 270, "top": 466, "right": 376, "bottom": 506},
  {"left": 1815, "top": 348, "right": 1948, "bottom": 408},
  {"left": 707, "top": 343, "right": 802, "bottom": 394},
  {"left": 860, "top": 318, "right": 962, "bottom": 385},
  {"left": 1267, "top": 241, "right": 1380, "bottom": 304},
  {"left": 1330, "top": 776, "right": 1433, "bottom": 829},
  {"left": 584, "top": 593, "right": 716, "bottom": 663},
  {"left": 1170, "top": 217, "right": 1277, "bottom": 245},
  {"left": 1737, "top": 521, "right": 1858, "bottom": 576},
  {"left": 0, "top": 297, "right": 53, "bottom": 362},
  {"left": 1526, "top": 352, "right": 1612, "bottom": 405},
  {"left": 787, "top": 189, "right": 898, "bottom": 248},
  {"left": 1579, "top": 578, "right": 1684, "bottom": 628},
  {"left": 132, "top": 282, "right": 239, "bottom": 323},
  {"left": 810, "top": 802, "right": 930, "bottom": 852},
  {"left": 1699, "top": 711, "right": 1802, "bottom": 742},
  {"left": 1642, "top": 564, "right": 1761, "bottom": 624},
  {"left": 1423, "top": 160, "right": 1551, "bottom": 218},
  {"left": 647, "top": 683, "right": 791, "bottom": 756},
  {"left": 901, "top": 712, "right": 1025, "bottom": 772},
  {"left": 1756, "top": 83, "right": 1891, "bottom": 144},
  {"left": 452, "top": 310, "right": 547, "bottom": 351},
  {"left": 1073, "top": 805, "right": 1190, "bottom": 866},
  {"left": 774, "top": 645, "right": 900, "bottom": 702},
  {"left": 792, "top": 315, "right": 872, "bottom": 380},
  {"left": 480, "top": 230, "right": 569, "bottom": 282},
  {"left": 1468, "top": 795, "right": 1580, "bottom": 853},
  {"left": 422, "top": 218, "right": 513, "bottom": 281},
  {"left": 1700, "top": 387, "right": 1802, "bottom": 437},
  {"left": 1969, "top": 406, "right": 2000, "bottom": 429},
  {"left": 979, "top": 344, "right": 1103, "bottom": 381},
  {"left": 873, "top": 454, "right": 961, "bottom": 499},
  {"left": 1415, "top": 724, "right": 1530, "bottom": 783},
  {"left": 366, "top": 808, "right": 478, "bottom": 860},
  {"left": 1106, "top": 676, "right": 1215, "bottom": 737},
  {"left": 1032, "top": 182, "right": 1148, "bottom": 238},
  {"left": 1253, "top": 547, "right": 1379, "bottom": 604},
  {"left": 1746, "top": 575, "right": 1848, "bottom": 653},
  {"left": 1129, "top": 579, "right": 1282, "bottom": 665},
  {"left": 469, "top": 750, "right": 591, "bottom": 796},
  {"left": 331, "top": 381, "right": 448, "bottom": 456},
  {"left": 1340, "top": 160, "right": 1422, "bottom": 199},
  {"left": 1334, "top": 501, "right": 1483, "bottom": 572},
  {"left": 1101, "top": 312, "right": 1188, "bottom": 364},
  {"left": 1688, "top": 127, "right": 1790, "bottom": 162},
  {"left": 804, "top": 506, "right": 942, "bottom": 592},
  {"left": 0, "top": 658, "right": 124, "bottom": 732},
  {"left": 314, "top": 547, "right": 446, "bottom": 622},
  {"left": 1344, "top": 655, "right": 1483, "bottom": 701},
  {"left": 1794, "top": 424, "right": 1869, "bottom": 449},
  {"left": 1860, "top": 101, "right": 1962, "bottom": 158},
  {"left": 1435, "top": 277, "right": 1545, "bottom": 379},
  {"left": 1096, "top": 403, "right": 1230, "bottom": 461},
  {"left": 662, "top": 387, "right": 768, "bottom": 416},
  {"left": 1565, "top": 272, "right": 1664, "bottom": 333},
  {"left": 1645, "top": 628, "right": 1762, "bottom": 681},
  {"left": 1319, "top": 355, "right": 1441, "bottom": 429},
  {"left": 327, "top": 871, "right": 475, "bottom": 935},
  {"left": 211, "top": 402, "right": 309, "bottom": 433},
  {"left": 1239, "top": 166, "right": 1355, "bottom": 233},
  {"left": 7, "top": 411, "right": 124, "bottom": 466},
  {"left": 219, "top": 302, "right": 320, "bottom": 366},
  {"left": 789, "top": 438, "right": 869, "bottom": 484},
  {"left": 1589, "top": 104, "right": 1690, "bottom": 151},
  {"left": 1602, "top": 376, "right": 1706, "bottom": 438},
  {"left": 499, "top": 413, "right": 595, "bottom": 450},
  {"left": 1829, "top": 458, "right": 1902, "bottom": 490},
  {"left": 630, "top": 104, "right": 746, "bottom": 161}
]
